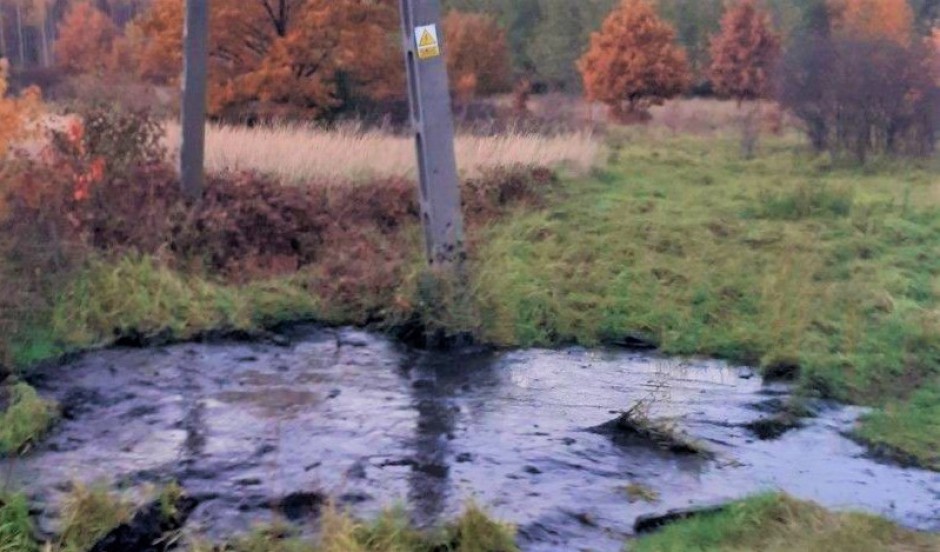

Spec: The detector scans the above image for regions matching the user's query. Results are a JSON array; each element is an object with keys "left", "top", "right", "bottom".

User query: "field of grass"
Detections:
[
  {"left": 631, "top": 493, "right": 940, "bottom": 552},
  {"left": 163, "top": 122, "right": 599, "bottom": 182}
]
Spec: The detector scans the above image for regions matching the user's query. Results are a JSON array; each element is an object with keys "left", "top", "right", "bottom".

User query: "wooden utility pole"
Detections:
[
  {"left": 180, "top": 0, "right": 208, "bottom": 200},
  {"left": 398, "top": 0, "right": 465, "bottom": 266}
]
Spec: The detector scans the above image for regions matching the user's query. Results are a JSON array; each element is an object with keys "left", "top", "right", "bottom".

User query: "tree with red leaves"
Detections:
[
  {"left": 709, "top": 0, "right": 781, "bottom": 103},
  {"left": 578, "top": 0, "right": 691, "bottom": 122},
  {"left": 54, "top": 1, "right": 119, "bottom": 75}
]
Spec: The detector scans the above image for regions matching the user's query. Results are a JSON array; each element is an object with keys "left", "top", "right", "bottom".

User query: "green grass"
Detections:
[
  {"left": 0, "top": 494, "right": 38, "bottom": 552},
  {"left": 8, "top": 254, "right": 320, "bottom": 366},
  {"left": 0, "top": 382, "right": 57, "bottom": 456},
  {"left": 856, "top": 387, "right": 940, "bottom": 470},
  {"left": 472, "top": 134, "right": 940, "bottom": 468},
  {"left": 631, "top": 493, "right": 940, "bottom": 552}
]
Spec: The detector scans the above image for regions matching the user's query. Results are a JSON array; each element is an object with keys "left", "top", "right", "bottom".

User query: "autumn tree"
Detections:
[
  {"left": 136, "top": 0, "right": 403, "bottom": 119},
  {"left": 442, "top": 10, "right": 512, "bottom": 103},
  {"left": 709, "top": 0, "right": 781, "bottom": 102},
  {"left": 829, "top": 0, "right": 914, "bottom": 43},
  {"left": 54, "top": 1, "right": 119, "bottom": 74},
  {"left": 0, "top": 58, "right": 41, "bottom": 219},
  {"left": 578, "top": 0, "right": 691, "bottom": 122},
  {"left": 709, "top": 0, "right": 781, "bottom": 156}
]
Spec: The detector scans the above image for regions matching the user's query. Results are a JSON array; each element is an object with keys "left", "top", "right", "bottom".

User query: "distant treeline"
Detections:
[
  {"left": 444, "top": 0, "right": 940, "bottom": 90},
  {"left": 0, "top": 0, "right": 148, "bottom": 68}
]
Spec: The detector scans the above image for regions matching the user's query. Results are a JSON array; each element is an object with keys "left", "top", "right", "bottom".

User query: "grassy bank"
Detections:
[
  {"left": 632, "top": 493, "right": 940, "bottom": 552},
  {"left": 0, "top": 486, "right": 517, "bottom": 552},
  {"left": 5, "top": 133, "right": 939, "bottom": 468},
  {"left": 3, "top": 488, "right": 934, "bottom": 551}
]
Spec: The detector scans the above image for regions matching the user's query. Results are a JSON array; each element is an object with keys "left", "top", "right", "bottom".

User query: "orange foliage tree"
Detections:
[
  {"left": 136, "top": 0, "right": 403, "bottom": 118},
  {"left": 54, "top": 1, "right": 120, "bottom": 75},
  {"left": 578, "top": 0, "right": 691, "bottom": 122},
  {"left": 0, "top": 59, "right": 41, "bottom": 158},
  {"left": 709, "top": 0, "right": 781, "bottom": 102},
  {"left": 829, "top": 0, "right": 914, "bottom": 43},
  {"left": 442, "top": 11, "right": 513, "bottom": 103},
  {"left": 0, "top": 58, "right": 42, "bottom": 219}
]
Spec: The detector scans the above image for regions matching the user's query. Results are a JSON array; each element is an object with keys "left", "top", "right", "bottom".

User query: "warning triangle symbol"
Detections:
[{"left": 419, "top": 29, "right": 436, "bottom": 47}]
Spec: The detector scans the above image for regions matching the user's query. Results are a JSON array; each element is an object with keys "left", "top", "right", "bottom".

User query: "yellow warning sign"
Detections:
[
  {"left": 419, "top": 30, "right": 435, "bottom": 47},
  {"left": 415, "top": 24, "right": 441, "bottom": 60}
]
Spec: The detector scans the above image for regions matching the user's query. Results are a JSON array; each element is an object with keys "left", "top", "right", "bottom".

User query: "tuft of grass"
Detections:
[
  {"left": 748, "top": 181, "right": 854, "bottom": 220},
  {"left": 317, "top": 505, "right": 430, "bottom": 552},
  {"left": 0, "top": 493, "right": 38, "bottom": 552},
  {"left": 56, "top": 483, "right": 132, "bottom": 552},
  {"left": 442, "top": 502, "right": 519, "bottom": 552},
  {"left": 622, "top": 484, "right": 660, "bottom": 504},
  {"left": 631, "top": 493, "right": 940, "bottom": 552},
  {"left": 0, "top": 383, "right": 57, "bottom": 456},
  {"left": 190, "top": 502, "right": 517, "bottom": 552}
]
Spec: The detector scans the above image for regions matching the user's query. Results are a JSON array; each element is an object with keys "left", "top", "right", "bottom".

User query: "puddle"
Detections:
[{"left": 4, "top": 326, "right": 938, "bottom": 551}]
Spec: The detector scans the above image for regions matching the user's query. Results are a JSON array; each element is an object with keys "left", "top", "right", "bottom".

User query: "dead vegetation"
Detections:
[{"left": 162, "top": 121, "right": 599, "bottom": 182}]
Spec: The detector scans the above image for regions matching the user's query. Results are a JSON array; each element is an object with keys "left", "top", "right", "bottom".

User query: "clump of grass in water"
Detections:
[
  {"left": 57, "top": 483, "right": 132, "bottom": 552},
  {"left": 0, "top": 493, "right": 38, "bottom": 552},
  {"left": 622, "top": 483, "right": 660, "bottom": 504},
  {"left": 190, "top": 502, "right": 518, "bottom": 552},
  {"left": 0, "top": 382, "right": 57, "bottom": 456},
  {"left": 632, "top": 493, "right": 940, "bottom": 552}
]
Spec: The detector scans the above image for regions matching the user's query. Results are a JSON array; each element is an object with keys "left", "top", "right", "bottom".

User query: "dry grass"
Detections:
[
  {"left": 523, "top": 95, "right": 792, "bottom": 138},
  {"left": 163, "top": 122, "right": 599, "bottom": 183}
]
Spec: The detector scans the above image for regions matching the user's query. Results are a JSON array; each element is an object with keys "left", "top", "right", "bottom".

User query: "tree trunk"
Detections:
[
  {"left": 740, "top": 101, "right": 761, "bottom": 160},
  {"left": 39, "top": 14, "right": 50, "bottom": 67},
  {"left": 15, "top": 2, "right": 25, "bottom": 67},
  {"left": 0, "top": 11, "right": 7, "bottom": 60}
]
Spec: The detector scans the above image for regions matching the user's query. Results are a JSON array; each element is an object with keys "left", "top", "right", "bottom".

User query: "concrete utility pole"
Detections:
[
  {"left": 399, "top": 0, "right": 465, "bottom": 266},
  {"left": 180, "top": 0, "right": 208, "bottom": 200}
]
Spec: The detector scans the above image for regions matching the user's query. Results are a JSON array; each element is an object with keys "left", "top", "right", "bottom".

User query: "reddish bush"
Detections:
[
  {"left": 4, "top": 105, "right": 561, "bottom": 309},
  {"left": 173, "top": 174, "right": 327, "bottom": 276},
  {"left": 463, "top": 165, "right": 559, "bottom": 224}
]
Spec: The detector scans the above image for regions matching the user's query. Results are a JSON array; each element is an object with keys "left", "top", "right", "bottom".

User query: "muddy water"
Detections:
[{"left": 4, "top": 326, "right": 939, "bottom": 551}]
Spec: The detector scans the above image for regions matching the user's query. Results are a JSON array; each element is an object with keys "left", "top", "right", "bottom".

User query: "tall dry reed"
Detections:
[{"left": 163, "top": 122, "right": 599, "bottom": 183}]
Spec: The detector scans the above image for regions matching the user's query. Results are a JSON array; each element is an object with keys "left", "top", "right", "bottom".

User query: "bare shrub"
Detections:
[
  {"left": 463, "top": 166, "right": 559, "bottom": 224},
  {"left": 778, "top": 34, "right": 939, "bottom": 161}
]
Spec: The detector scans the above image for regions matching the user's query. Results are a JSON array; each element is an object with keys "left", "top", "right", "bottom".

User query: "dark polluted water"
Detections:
[{"left": 4, "top": 326, "right": 939, "bottom": 551}]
